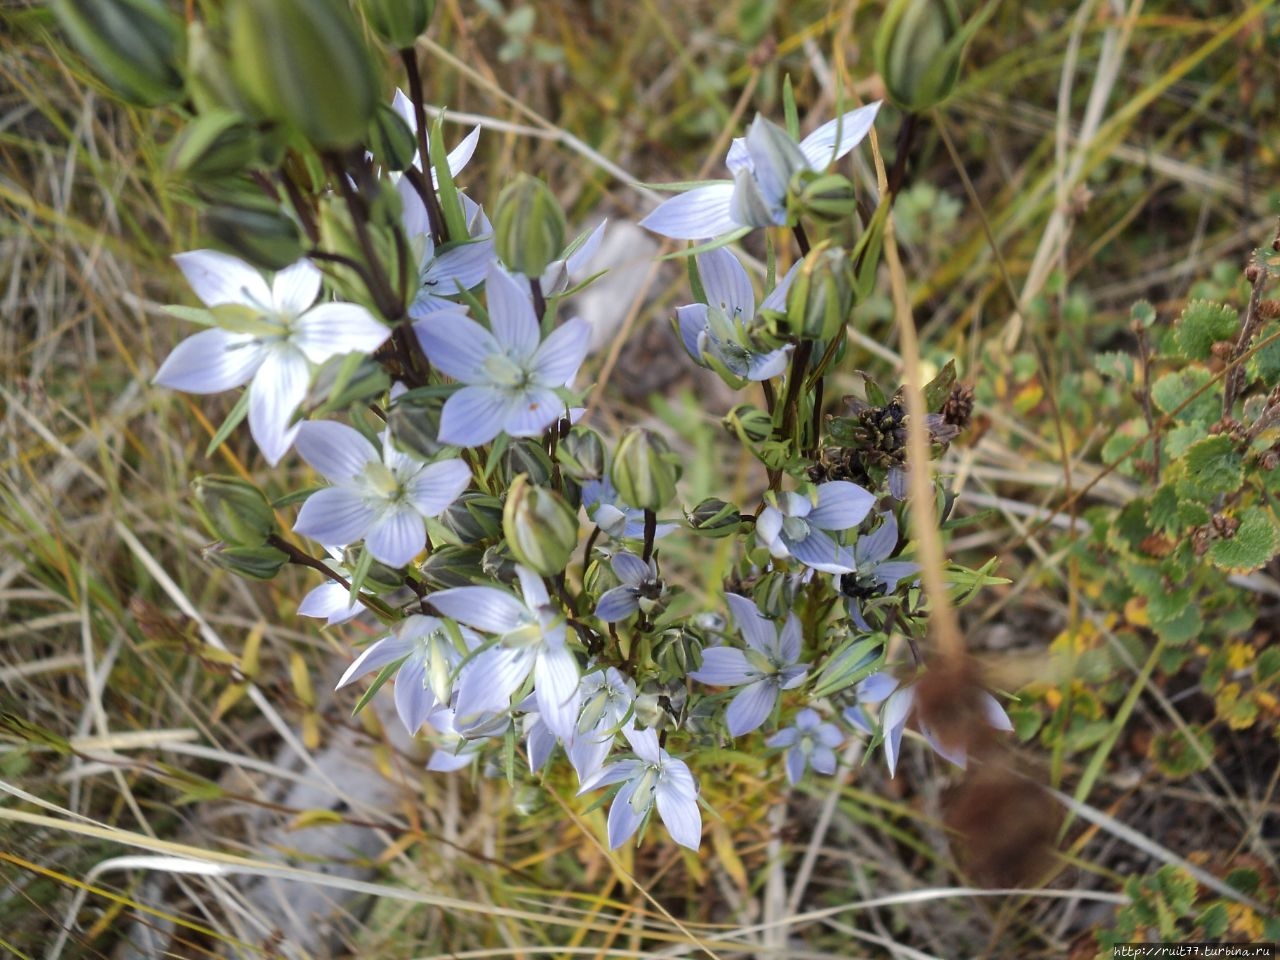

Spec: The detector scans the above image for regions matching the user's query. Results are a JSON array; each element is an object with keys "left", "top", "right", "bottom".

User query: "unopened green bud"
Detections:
[
  {"left": 754, "top": 571, "right": 801, "bottom": 620},
  {"left": 439, "top": 492, "right": 504, "bottom": 545},
  {"left": 168, "top": 111, "right": 262, "bottom": 181},
  {"left": 724, "top": 404, "right": 773, "bottom": 445},
  {"left": 874, "top": 0, "right": 964, "bottom": 112},
  {"left": 52, "top": 0, "right": 186, "bottom": 107},
  {"left": 361, "top": 0, "right": 436, "bottom": 49},
  {"left": 557, "top": 426, "right": 605, "bottom": 482},
  {"left": 503, "top": 475, "right": 580, "bottom": 577},
  {"left": 493, "top": 174, "right": 566, "bottom": 278},
  {"left": 610, "top": 428, "right": 679, "bottom": 512},
  {"left": 420, "top": 545, "right": 485, "bottom": 589},
  {"left": 366, "top": 102, "right": 418, "bottom": 173},
  {"left": 316, "top": 192, "right": 403, "bottom": 310},
  {"left": 387, "top": 395, "right": 445, "bottom": 461},
  {"left": 204, "top": 543, "right": 289, "bottom": 580},
  {"left": 502, "top": 439, "right": 555, "bottom": 487},
  {"left": 653, "top": 628, "right": 703, "bottom": 684},
  {"left": 192, "top": 475, "right": 279, "bottom": 547},
  {"left": 229, "top": 0, "right": 380, "bottom": 149},
  {"left": 686, "top": 498, "right": 743, "bottom": 539},
  {"left": 786, "top": 242, "right": 856, "bottom": 341},
  {"left": 790, "top": 170, "right": 858, "bottom": 225},
  {"left": 186, "top": 23, "right": 251, "bottom": 116},
  {"left": 204, "top": 194, "right": 304, "bottom": 272}
]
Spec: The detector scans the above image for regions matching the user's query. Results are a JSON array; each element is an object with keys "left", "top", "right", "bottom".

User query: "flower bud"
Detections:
[
  {"left": 438, "top": 492, "right": 504, "bottom": 545},
  {"left": 874, "top": 0, "right": 964, "bottom": 112},
  {"left": 502, "top": 439, "right": 555, "bottom": 487},
  {"left": 186, "top": 22, "right": 253, "bottom": 116},
  {"left": 502, "top": 475, "right": 580, "bottom": 577},
  {"left": 653, "top": 628, "right": 703, "bottom": 684},
  {"left": 361, "top": 0, "right": 436, "bottom": 49},
  {"left": 229, "top": 0, "right": 380, "bottom": 149},
  {"left": 420, "top": 545, "right": 486, "bottom": 589},
  {"left": 167, "top": 111, "right": 262, "bottom": 181},
  {"left": 492, "top": 174, "right": 566, "bottom": 278},
  {"left": 192, "top": 475, "right": 279, "bottom": 547},
  {"left": 366, "top": 102, "right": 418, "bottom": 173},
  {"left": 204, "top": 194, "right": 304, "bottom": 272},
  {"left": 724, "top": 404, "right": 773, "bottom": 445},
  {"left": 203, "top": 543, "right": 289, "bottom": 580},
  {"left": 685, "top": 498, "right": 742, "bottom": 539},
  {"left": 387, "top": 395, "right": 446, "bottom": 460},
  {"left": 610, "top": 428, "right": 679, "bottom": 512},
  {"left": 729, "top": 115, "right": 808, "bottom": 228},
  {"left": 785, "top": 242, "right": 856, "bottom": 341},
  {"left": 789, "top": 170, "right": 858, "bottom": 225},
  {"left": 557, "top": 426, "right": 605, "bottom": 482},
  {"left": 52, "top": 0, "right": 186, "bottom": 107}
]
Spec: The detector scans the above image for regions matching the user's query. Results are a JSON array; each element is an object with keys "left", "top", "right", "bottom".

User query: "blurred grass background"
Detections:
[{"left": 2, "top": 0, "right": 1279, "bottom": 957}]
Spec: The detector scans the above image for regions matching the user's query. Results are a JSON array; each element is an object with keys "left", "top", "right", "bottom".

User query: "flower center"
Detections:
[
  {"left": 483, "top": 351, "right": 531, "bottom": 391},
  {"left": 363, "top": 461, "right": 404, "bottom": 501},
  {"left": 782, "top": 515, "right": 810, "bottom": 541}
]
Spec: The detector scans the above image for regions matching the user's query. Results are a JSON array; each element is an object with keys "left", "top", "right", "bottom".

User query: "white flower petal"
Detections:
[
  {"left": 687, "top": 647, "right": 755, "bottom": 686},
  {"left": 173, "top": 250, "right": 271, "bottom": 308},
  {"left": 293, "top": 303, "right": 390, "bottom": 363},
  {"left": 535, "top": 644, "right": 581, "bottom": 739},
  {"left": 453, "top": 647, "right": 533, "bottom": 720},
  {"left": 655, "top": 761, "right": 701, "bottom": 849},
  {"left": 335, "top": 633, "right": 413, "bottom": 688},
  {"left": 501, "top": 385, "right": 564, "bottom": 438},
  {"left": 405, "top": 458, "right": 471, "bottom": 517},
  {"left": 981, "top": 692, "right": 1014, "bottom": 732},
  {"left": 532, "top": 316, "right": 589, "bottom": 387},
  {"left": 610, "top": 552, "right": 650, "bottom": 586},
  {"left": 725, "top": 593, "right": 776, "bottom": 657},
  {"left": 622, "top": 725, "right": 662, "bottom": 764},
  {"left": 430, "top": 585, "right": 528, "bottom": 633},
  {"left": 425, "top": 238, "right": 495, "bottom": 295},
  {"left": 485, "top": 265, "right": 540, "bottom": 357},
  {"left": 638, "top": 184, "right": 739, "bottom": 240},
  {"left": 784, "top": 746, "right": 806, "bottom": 785},
  {"left": 295, "top": 420, "right": 378, "bottom": 483},
  {"left": 595, "top": 586, "right": 639, "bottom": 623},
  {"left": 270, "top": 259, "right": 322, "bottom": 316},
  {"left": 444, "top": 126, "right": 481, "bottom": 180},
  {"left": 798, "top": 102, "right": 881, "bottom": 170},
  {"left": 247, "top": 348, "right": 309, "bottom": 465},
  {"left": 809, "top": 481, "right": 876, "bottom": 532},
  {"left": 676, "top": 305, "right": 709, "bottom": 364},
  {"left": 294, "top": 487, "right": 377, "bottom": 547},
  {"left": 299, "top": 581, "right": 361, "bottom": 625},
  {"left": 413, "top": 311, "right": 500, "bottom": 383},
  {"left": 725, "top": 679, "right": 776, "bottom": 736},
  {"left": 394, "top": 657, "right": 435, "bottom": 735},
  {"left": 438, "top": 386, "right": 519, "bottom": 447},
  {"left": 606, "top": 781, "right": 646, "bottom": 849},
  {"left": 759, "top": 258, "right": 804, "bottom": 313},
  {"left": 153, "top": 328, "right": 263, "bottom": 394},
  {"left": 787, "top": 530, "right": 858, "bottom": 574},
  {"left": 777, "top": 613, "right": 802, "bottom": 664},
  {"left": 696, "top": 247, "right": 755, "bottom": 321},
  {"left": 365, "top": 506, "right": 427, "bottom": 568}
]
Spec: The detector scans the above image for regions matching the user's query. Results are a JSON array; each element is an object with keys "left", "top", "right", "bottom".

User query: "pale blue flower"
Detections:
[
  {"left": 688, "top": 593, "right": 808, "bottom": 736},
  {"left": 413, "top": 264, "right": 589, "bottom": 447},
  {"left": 581, "top": 477, "right": 677, "bottom": 541},
  {"left": 566, "top": 666, "right": 636, "bottom": 782},
  {"left": 154, "top": 252, "right": 390, "bottom": 465},
  {"left": 595, "top": 552, "right": 663, "bottom": 622},
  {"left": 297, "top": 548, "right": 361, "bottom": 625},
  {"left": 293, "top": 420, "right": 471, "bottom": 568},
  {"left": 879, "top": 681, "right": 1014, "bottom": 778},
  {"left": 756, "top": 481, "right": 875, "bottom": 574},
  {"left": 841, "top": 670, "right": 899, "bottom": 735},
  {"left": 579, "top": 725, "right": 701, "bottom": 850},
  {"left": 640, "top": 104, "right": 881, "bottom": 240},
  {"left": 335, "top": 614, "right": 479, "bottom": 736},
  {"left": 676, "top": 247, "right": 796, "bottom": 381},
  {"left": 766, "top": 708, "right": 843, "bottom": 785},
  {"left": 842, "top": 511, "right": 920, "bottom": 630},
  {"left": 430, "top": 565, "right": 581, "bottom": 739}
]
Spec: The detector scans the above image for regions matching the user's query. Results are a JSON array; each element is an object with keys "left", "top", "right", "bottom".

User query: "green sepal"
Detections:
[
  {"left": 429, "top": 114, "right": 469, "bottom": 242},
  {"left": 351, "top": 656, "right": 409, "bottom": 716},
  {"left": 205, "top": 389, "right": 252, "bottom": 458}
]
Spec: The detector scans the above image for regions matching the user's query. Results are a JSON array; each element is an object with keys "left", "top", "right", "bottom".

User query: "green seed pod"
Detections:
[
  {"left": 204, "top": 194, "right": 304, "bottom": 272},
  {"left": 785, "top": 242, "right": 856, "bottom": 342},
  {"left": 492, "top": 174, "right": 566, "bottom": 278},
  {"left": 192, "top": 475, "right": 279, "bottom": 547},
  {"left": 610, "top": 428, "right": 679, "bottom": 512},
  {"left": 724, "top": 404, "right": 773, "bottom": 445},
  {"left": 386, "top": 395, "right": 446, "bottom": 461},
  {"left": 204, "top": 543, "right": 290, "bottom": 580},
  {"left": 556, "top": 426, "right": 606, "bottom": 483},
  {"left": 654, "top": 627, "right": 703, "bottom": 684},
  {"left": 167, "top": 111, "right": 262, "bottom": 181},
  {"left": 874, "top": 0, "right": 964, "bottom": 112},
  {"left": 789, "top": 169, "right": 858, "bottom": 225},
  {"left": 502, "top": 439, "right": 555, "bottom": 487},
  {"left": 685, "top": 498, "right": 743, "bottom": 539},
  {"left": 229, "top": 0, "right": 380, "bottom": 149},
  {"left": 419, "top": 545, "right": 486, "bottom": 589},
  {"left": 361, "top": 0, "right": 435, "bottom": 49},
  {"left": 52, "top": 0, "right": 186, "bottom": 107},
  {"left": 366, "top": 102, "right": 418, "bottom": 173},
  {"left": 503, "top": 475, "right": 580, "bottom": 577}
]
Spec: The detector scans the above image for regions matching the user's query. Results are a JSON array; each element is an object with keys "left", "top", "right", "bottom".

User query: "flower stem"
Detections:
[{"left": 399, "top": 47, "right": 448, "bottom": 246}]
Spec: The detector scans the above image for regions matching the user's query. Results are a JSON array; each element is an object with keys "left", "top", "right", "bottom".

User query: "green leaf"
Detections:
[
  {"left": 1176, "top": 435, "right": 1243, "bottom": 499},
  {"left": 1130, "top": 299, "right": 1157, "bottom": 329},
  {"left": 1174, "top": 299, "right": 1237, "bottom": 360},
  {"left": 1151, "top": 366, "right": 1218, "bottom": 423},
  {"left": 1100, "top": 418, "right": 1148, "bottom": 469},
  {"left": 352, "top": 656, "right": 407, "bottom": 716},
  {"left": 1209, "top": 507, "right": 1280, "bottom": 573},
  {"left": 923, "top": 359, "right": 957, "bottom": 412},
  {"left": 1150, "top": 603, "right": 1202, "bottom": 645},
  {"left": 1146, "top": 484, "right": 1181, "bottom": 534},
  {"left": 1247, "top": 324, "right": 1280, "bottom": 387},
  {"left": 1093, "top": 350, "right": 1135, "bottom": 382},
  {"left": 1255, "top": 646, "right": 1280, "bottom": 685},
  {"left": 1150, "top": 727, "right": 1214, "bottom": 779},
  {"left": 429, "top": 113, "right": 468, "bottom": 242},
  {"left": 205, "top": 389, "right": 252, "bottom": 457}
]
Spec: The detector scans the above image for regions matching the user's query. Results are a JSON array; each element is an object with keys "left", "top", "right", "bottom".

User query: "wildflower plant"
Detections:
[{"left": 58, "top": 0, "right": 1040, "bottom": 855}]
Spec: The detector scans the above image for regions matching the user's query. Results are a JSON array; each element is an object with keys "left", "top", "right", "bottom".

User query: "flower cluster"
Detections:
[{"left": 138, "top": 16, "right": 1007, "bottom": 854}]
